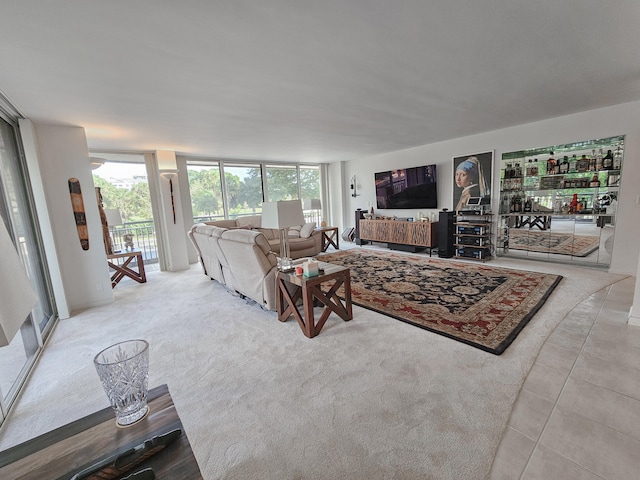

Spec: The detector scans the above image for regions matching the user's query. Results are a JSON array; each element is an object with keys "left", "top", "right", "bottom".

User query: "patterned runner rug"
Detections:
[
  {"left": 316, "top": 249, "right": 562, "bottom": 355},
  {"left": 508, "top": 230, "right": 600, "bottom": 257}
]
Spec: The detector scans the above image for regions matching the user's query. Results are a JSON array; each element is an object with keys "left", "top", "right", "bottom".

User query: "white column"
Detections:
[
  {"left": 155, "top": 150, "right": 189, "bottom": 272},
  {"left": 20, "top": 121, "right": 113, "bottom": 314}
]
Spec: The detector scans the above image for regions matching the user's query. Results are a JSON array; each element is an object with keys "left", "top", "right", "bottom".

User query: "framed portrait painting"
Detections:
[{"left": 452, "top": 151, "right": 493, "bottom": 212}]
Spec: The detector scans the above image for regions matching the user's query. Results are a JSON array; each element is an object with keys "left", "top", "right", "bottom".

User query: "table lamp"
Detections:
[
  {"left": 262, "top": 200, "right": 305, "bottom": 271},
  {"left": 303, "top": 198, "right": 322, "bottom": 225},
  {"left": 104, "top": 208, "right": 123, "bottom": 252}
]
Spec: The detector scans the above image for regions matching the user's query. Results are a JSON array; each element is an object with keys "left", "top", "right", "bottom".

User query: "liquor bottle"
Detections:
[
  {"left": 514, "top": 195, "right": 522, "bottom": 213},
  {"left": 603, "top": 149, "right": 614, "bottom": 170},
  {"left": 502, "top": 195, "right": 509, "bottom": 214},
  {"left": 560, "top": 156, "right": 569, "bottom": 174},
  {"left": 589, "top": 173, "right": 600, "bottom": 187},
  {"left": 524, "top": 197, "right": 532, "bottom": 212},
  {"left": 594, "top": 149, "right": 602, "bottom": 171},
  {"left": 570, "top": 194, "right": 579, "bottom": 214},
  {"left": 531, "top": 159, "right": 539, "bottom": 176},
  {"left": 569, "top": 155, "right": 578, "bottom": 172},
  {"left": 613, "top": 146, "right": 623, "bottom": 169},
  {"left": 546, "top": 152, "right": 555, "bottom": 175},
  {"left": 577, "top": 154, "right": 589, "bottom": 172}
]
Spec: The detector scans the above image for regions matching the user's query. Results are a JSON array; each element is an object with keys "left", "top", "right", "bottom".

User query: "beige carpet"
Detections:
[{"left": 0, "top": 248, "right": 625, "bottom": 479}]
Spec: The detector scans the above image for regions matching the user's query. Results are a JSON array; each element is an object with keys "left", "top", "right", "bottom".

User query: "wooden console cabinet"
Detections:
[{"left": 359, "top": 219, "right": 438, "bottom": 253}]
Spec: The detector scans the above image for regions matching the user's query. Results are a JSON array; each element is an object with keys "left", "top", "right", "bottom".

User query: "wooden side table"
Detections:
[
  {"left": 276, "top": 262, "right": 352, "bottom": 338},
  {"left": 107, "top": 249, "right": 147, "bottom": 288},
  {"left": 0, "top": 384, "right": 203, "bottom": 479},
  {"left": 514, "top": 214, "right": 552, "bottom": 230},
  {"left": 316, "top": 226, "right": 339, "bottom": 252}
]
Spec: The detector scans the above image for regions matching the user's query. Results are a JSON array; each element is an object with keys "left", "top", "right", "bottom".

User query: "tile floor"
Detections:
[{"left": 489, "top": 275, "right": 640, "bottom": 479}]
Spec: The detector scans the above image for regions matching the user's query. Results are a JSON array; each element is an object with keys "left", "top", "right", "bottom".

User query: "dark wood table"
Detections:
[
  {"left": 514, "top": 214, "right": 552, "bottom": 230},
  {"left": 107, "top": 249, "right": 147, "bottom": 288},
  {"left": 316, "top": 226, "right": 339, "bottom": 252},
  {"left": 0, "top": 384, "right": 203, "bottom": 479},
  {"left": 276, "top": 261, "right": 352, "bottom": 338}
]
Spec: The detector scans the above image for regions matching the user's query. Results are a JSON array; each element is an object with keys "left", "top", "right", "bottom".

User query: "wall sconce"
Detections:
[
  {"left": 350, "top": 175, "right": 358, "bottom": 197},
  {"left": 90, "top": 156, "right": 107, "bottom": 170},
  {"left": 159, "top": 169, "right": 179, "bottom": 224},
  {"left": 159, "top": 169, "right": 178, "bottom": 179}
]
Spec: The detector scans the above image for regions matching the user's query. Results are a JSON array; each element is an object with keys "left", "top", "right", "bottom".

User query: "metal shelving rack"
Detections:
[{"left": 454, "top": 212, "right": 493, "bottom": 262}]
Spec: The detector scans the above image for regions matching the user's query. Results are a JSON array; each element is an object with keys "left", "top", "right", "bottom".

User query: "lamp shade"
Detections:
[
  {"left": 262, "top": 200, "right": 305, "bottom": 229},
  {"left": 0, "top": 218, "right": 37, "bottom": 346},
  {"left": 89, "top": 157, "right": 107, "bottom": 170},
  {"left": 303, "top": 198, "right": 322, "bottom": 210},
  {"left": 104, "top": 208, "right": 123, "bottom": 226}
]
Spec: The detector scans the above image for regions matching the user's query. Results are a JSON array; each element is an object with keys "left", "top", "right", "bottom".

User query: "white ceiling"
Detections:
[{"left": 1, "top": 1, "right": 639, "bottom": 163}]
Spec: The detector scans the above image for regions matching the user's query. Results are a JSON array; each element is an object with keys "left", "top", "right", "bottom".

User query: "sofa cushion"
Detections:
[
  {"left": 205, "top": 219, "right": 237, "bottom": 229},
  {"left": 255, "top": 227, "right": 279, "bottom": 240},
  {"left": 236, "top": 215, "right": 262, "bottom": 229},
  {"left": 288, "top": 225, "right": 302, "bottom": 238},
  {"left": 300, "top": 222, "right": 316, "bottom": 238}
]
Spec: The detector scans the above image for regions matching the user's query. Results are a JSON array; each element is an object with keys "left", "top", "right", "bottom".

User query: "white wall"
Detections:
[
  {"left": 22, "top": 123, "right": 113, "bottom": 313},
  {"left": 328, "top": 161, "right": 348, "bottom": 235},
  {"left": 336, "top": 100, "right": 640, "bottom": 275}
]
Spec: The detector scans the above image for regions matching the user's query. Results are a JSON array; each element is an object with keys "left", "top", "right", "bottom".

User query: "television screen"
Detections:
[{"left": 375, "top": 165, "right": 437, "bottom": 209}]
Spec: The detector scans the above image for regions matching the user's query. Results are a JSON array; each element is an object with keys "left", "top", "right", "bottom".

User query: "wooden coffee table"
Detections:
[
  {"left": 0, "top": 384, "right": 202, "bottom": 479},
  {"left": 276, "top": 261, "right": 352, "bottom": 338}
]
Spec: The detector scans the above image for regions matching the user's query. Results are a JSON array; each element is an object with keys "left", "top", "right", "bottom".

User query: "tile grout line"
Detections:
[{"left": 518, "top": 283, "right": 613, "bottom": 480}]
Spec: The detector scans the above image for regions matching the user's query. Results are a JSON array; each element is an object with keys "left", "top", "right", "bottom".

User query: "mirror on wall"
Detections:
[{"left": 497, "top": 135, "right": 625, "bottom": 268}]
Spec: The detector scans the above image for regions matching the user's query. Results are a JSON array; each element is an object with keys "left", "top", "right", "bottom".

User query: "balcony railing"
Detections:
[
  {"left": 109, "top": 220, "right": 158, "bottom": 264},
  {"left": 112, "top": 212, "right": 323, "bottom": 266}
]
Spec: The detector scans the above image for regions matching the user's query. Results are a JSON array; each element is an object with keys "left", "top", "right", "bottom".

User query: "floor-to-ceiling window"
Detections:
[
  {"left": 299, "top": 165, "right": 322, "bottom": 223},
  {"left": 265, "top": 164, "right": 299, "bottom": 202},
  {"left": 186, "top": 160, "right": 324, "bottom": 224},
  {"left": 223, "top": 163, "right": 264, "bottom": 218},
  {"left": 0, "top": 112, "right": 56, "bottom": 423},
  {"left": 187, "top": 162, "right": 224, "bottom": 222},
  {"left": 91, "top": 153, "right": 159, "bottom": 265}
]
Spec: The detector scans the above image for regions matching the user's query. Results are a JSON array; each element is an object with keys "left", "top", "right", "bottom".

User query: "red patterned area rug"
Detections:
[
  {"left": 316, "top": 249, "right": 562, "bottom": 355},
  {"left": 508, "top": 230, "right": 600, "bottom": 257}
]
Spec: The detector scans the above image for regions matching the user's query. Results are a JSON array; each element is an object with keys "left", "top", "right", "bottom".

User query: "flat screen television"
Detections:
[{"left": 375, "top": 164, "right": 437, "bottom": 209}]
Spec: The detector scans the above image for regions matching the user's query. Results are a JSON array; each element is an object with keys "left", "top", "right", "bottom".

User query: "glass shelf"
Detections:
[{"left": 498, "top": 135, "right": 624, "bottom": 268}]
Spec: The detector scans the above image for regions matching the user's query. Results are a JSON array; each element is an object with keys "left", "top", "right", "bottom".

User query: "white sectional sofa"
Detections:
[
  {"left": 204, "top": 215, "right": 323, "bottom": 259},
  {"left": 188, "top": 215, "right": 324, "bottom": 310},
  {"left": 188, "top": 223, "right": 279, "bottom": 310}
]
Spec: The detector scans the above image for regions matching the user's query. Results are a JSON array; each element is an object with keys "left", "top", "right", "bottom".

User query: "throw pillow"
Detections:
[
  {"left": 300, "top": 222, "right": 316, "bottom": 238},
  {"left": 288, "top": 225, "right": 302, "bottom": 238},
  {"left": 237, "top": 215, "right": 261, "bottom": 229}
]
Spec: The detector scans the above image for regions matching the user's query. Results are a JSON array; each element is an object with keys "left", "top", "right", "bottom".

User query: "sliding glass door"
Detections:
[{"left": 0, "top": 113, "right": 56, "bottom": 423}]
